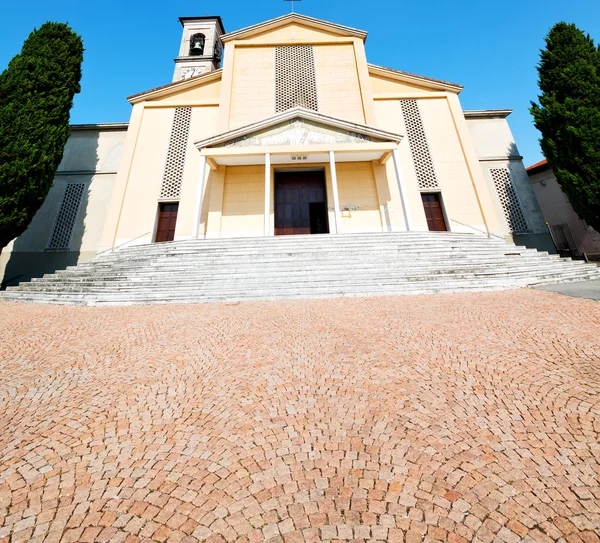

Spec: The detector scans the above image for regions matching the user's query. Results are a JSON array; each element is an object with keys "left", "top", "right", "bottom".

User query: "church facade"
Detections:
[{"left": 0, "top": 14, "right": 554, "bottom": 285}]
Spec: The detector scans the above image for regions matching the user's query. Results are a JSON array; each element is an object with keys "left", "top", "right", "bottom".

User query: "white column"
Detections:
[
  {"left": 193, "top": 155, "right": 208, "bottom": 239},
  {"left": 329, "top": 151, "right": 341, "bottom": 234},
  {"left": 264, "top": 153, "right": 271, "bottom": 236},
  {"left": 391, "top": 149, "right": 412, "bottom": 231}
]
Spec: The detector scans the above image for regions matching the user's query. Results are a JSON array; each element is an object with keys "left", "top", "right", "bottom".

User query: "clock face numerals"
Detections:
[{"left": 180, "top": 67, "right": 205, "bottom": 80}]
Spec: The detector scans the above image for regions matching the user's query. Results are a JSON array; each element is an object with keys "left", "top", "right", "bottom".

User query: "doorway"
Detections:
[
  {"left": 421, "top": 193, "right": 448, "bottom": 232},
  {"left": 274, "top": 170, "right": 329, "bottom": 235},
  {"left": 155, "top": 202, "right": 179, "bottom": 242}
]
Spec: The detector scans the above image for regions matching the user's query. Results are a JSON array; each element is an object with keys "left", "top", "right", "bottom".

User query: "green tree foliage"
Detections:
[
  {"left": 531, "top": 22, "right": 600, "bottom": 232},
  {"left": 0, "top": 23, "right": 83, "bottom": 250}
]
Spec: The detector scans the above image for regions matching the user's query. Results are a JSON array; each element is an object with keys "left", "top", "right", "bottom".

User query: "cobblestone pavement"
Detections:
[{"left": 1, "top": 290, "right": 599, "bottom": 543}]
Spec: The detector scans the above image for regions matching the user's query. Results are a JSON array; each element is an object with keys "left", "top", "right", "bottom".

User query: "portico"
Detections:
[{"left": 192, "top": 108, "right": 411, "bottom": 238}]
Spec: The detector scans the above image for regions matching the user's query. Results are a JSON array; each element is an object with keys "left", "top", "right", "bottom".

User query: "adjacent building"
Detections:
[
  {"left": 0, "top": 14, "right": 554, "bottom": 286},
  {"left": 527, "top": 159, "right": 600, "bottom": 259}
]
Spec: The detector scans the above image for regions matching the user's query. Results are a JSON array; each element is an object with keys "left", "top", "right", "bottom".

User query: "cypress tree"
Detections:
[
  {"left": 530, "top": 22, "right": 600, "bottom": 232},
  {"left": 0, "top": 23, "right": 83, "bottom": 251}
]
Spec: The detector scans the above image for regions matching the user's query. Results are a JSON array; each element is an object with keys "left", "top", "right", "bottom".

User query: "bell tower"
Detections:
[{"left": 173, "top": 16, "right": 225, "bottom": 82}]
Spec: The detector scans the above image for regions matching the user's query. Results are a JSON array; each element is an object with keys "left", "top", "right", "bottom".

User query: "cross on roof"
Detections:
[{"left": 284, "top": 0, "right": 302, "bottom": 13}]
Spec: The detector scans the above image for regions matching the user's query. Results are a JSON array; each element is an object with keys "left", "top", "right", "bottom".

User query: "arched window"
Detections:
[{"left": 189, "top": 33, "right": 205, "bottom": 56}]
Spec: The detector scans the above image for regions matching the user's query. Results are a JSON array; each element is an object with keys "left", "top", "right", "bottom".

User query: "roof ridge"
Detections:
[{"left": 368, "top": 63, "right": 463, "bottom": 90}]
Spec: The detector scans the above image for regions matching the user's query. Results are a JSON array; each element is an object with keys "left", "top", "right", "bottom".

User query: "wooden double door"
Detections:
[
  {"left": 421, "top": 193, "right": 448, "bottom": 232},
  {"left": 275, "top": 171, "right": 329, "bottom": 236}
]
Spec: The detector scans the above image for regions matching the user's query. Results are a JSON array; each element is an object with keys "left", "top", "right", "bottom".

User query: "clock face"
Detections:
[{"left": 180, "top": 67, "right": 205, "bottom": 80}]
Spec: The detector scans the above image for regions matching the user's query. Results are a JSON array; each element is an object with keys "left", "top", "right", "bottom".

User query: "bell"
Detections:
[{"left": 190, "top": 34, "right": 205, "bottom": 56}]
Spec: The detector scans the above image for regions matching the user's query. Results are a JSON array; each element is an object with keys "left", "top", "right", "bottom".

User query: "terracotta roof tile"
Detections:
[{"left": 526, "top": 159, "right": 549, "bottom": 172}]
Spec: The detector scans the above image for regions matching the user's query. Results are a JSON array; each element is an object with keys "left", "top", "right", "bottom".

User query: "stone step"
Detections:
[
  {"left": 89, "top": 245, "right": 532, "bottom": 266},
  {"left": 105, "top": 232, "right": 487, "bottom": 251},
  {"left": 63, "top": 249, "right": 554, "bottom": 272},
  {"left": 13, "top": 268, "right": 600, "bottom": 295},
  {"left": 2, "top": 272, "right": 594, "bottom": 306},
  {"left": 4, "top": 232, "right": 598, "bottom": 306},
  {"left": 25, "top": 260, "right": 596, "bottom": 287},
  {"left": 30, "top": 264, "right": 592, "bottom": 288}
]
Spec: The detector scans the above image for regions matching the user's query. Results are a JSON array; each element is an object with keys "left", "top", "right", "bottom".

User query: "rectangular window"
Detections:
[
  {"left": 47, "top": 183, "right": 86, "bottom": 250},
  {"left": 275, "top": 46, "right": 319, "bottom": 113}
]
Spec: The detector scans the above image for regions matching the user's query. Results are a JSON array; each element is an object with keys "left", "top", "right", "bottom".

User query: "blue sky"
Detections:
[{"left": 1, "top": 0, "right": 599, "bottom": 166}]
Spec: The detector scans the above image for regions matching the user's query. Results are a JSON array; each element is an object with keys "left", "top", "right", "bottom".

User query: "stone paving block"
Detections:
[{"left": 0, "top": 290, "right": 599, "bottom": 541}]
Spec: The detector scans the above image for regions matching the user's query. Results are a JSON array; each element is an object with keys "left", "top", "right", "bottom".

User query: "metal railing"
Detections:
[
  {"left": 96, "top": 231, "right": 151, "bottom": 257},
  {"left": 448, "top": 218, "right": 505, "bottom": 240}
]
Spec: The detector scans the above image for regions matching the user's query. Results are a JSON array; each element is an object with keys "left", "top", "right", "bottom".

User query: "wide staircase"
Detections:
[{"left": 2, "top": 232, "right": 599, "bottom": 306}]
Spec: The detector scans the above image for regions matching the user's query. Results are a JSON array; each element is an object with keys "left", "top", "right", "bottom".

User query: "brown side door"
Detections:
[
  {"left": 155, "top": 203, "right": 179, "bottom": 243},
  {"left": 421, "top": 193, "right": 448, "bottom": 232},
  {"left": 275, "top": 171, "right": 329, "bottom": 235}
]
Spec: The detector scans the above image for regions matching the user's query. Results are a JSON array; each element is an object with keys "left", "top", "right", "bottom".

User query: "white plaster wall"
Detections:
[
  {"left": 0, "top": 126, "right": 128, "bottom": 284},
  {"left": 466, "top": 116, "right": 548, "bottom": 235},
  {"left": 465, "top": 117, "right": 516, "bottom": 159},
  {"left": 58, "top": 129, "right": 125, "bottom": 173},
  {"left": 5, "top": 127, "right": 127, "bottom": 254}
]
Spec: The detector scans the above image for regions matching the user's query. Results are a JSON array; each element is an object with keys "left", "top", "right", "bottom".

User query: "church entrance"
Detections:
[
  {"left": 421, "top": 193, "right": 448, "bottom": 231},
  {"left": 155, "top": 202, "right": 179, "bottom": 242},
  {"left": 274, "top": 170, "right": 329, "bottom": 235}
]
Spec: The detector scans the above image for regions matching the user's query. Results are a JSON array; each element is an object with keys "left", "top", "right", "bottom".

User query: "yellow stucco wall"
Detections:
[
  {"left": 336, "top": 162, "right": 381, "bottom": 232},
  {"left": 231, "top": 22, "right": 355, "bottom": 46},
  {"left": 112, "top": 108, "right": 173, "bottom": 243},
  {"left": 373, "top": 94, "right": 504, "bottom": 235},
  {"left": 221, "top": 166, "right": 265, "bottom": 236},
  {"left": 104, "top": 105, "right": 220, "bottom": 247},
  {"left": 419, "top": 98, "right": 486, "bottom": 230},
  {"left": 177, "top": 106, "right": 220, "bottom": 239},
  {"left": 373, "top": 99, "right": 427, "bottom": 231},
  {"left": 314, "top": 44, "right": 365, "bottom": 124},
  {"left": 156, "top": 78, "right": 222, "bottom": 104},
  {"left": 217, "top": 162, "right": 382, "bottom": 237},
  {"left": 229, "top": 47, "right": 275, "bottom": 129},
  {"left": 370, "top": 74, "right": 436, "bottom": 97}
]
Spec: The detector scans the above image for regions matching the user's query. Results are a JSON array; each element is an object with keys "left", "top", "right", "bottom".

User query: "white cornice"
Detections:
[
  {"left": 463, "top": 110, "right": 512, "bottom": 119},
  {"left": 70, "top": 123, "right": 128, "bottom": 131},
  {"left": 368, "top": 64, "right": 463, "bottom": 93},
  {"left": 128, "top": 69, "right": 223, "bottom": 104}
]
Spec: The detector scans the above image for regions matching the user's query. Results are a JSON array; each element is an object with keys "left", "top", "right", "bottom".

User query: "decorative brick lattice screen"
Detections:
[
  {"left": 275, "top": 46, "right": 319, "bottom": 113},
  {"left": 489, "top": 168, "right": 529, "bottom": 233},
  {"left": 47, "top": 183, "right": 86, "bottom": 250},
  {"left": 399, "top": 99, "right": 439, "bottom": 189},
  {"left": 160, "top": 107, "right": 193, "bottom": 199}
]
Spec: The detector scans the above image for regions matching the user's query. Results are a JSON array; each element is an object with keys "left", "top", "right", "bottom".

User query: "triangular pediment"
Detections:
[
  {"left": 221, "top": 14, "right": 368, "bottom": 43},
  {"left": 221, "top": 119, "right": 382, "bottom": 148},
  {"left": 195, "top": 108, "right": 402, "bottom": 149}
]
